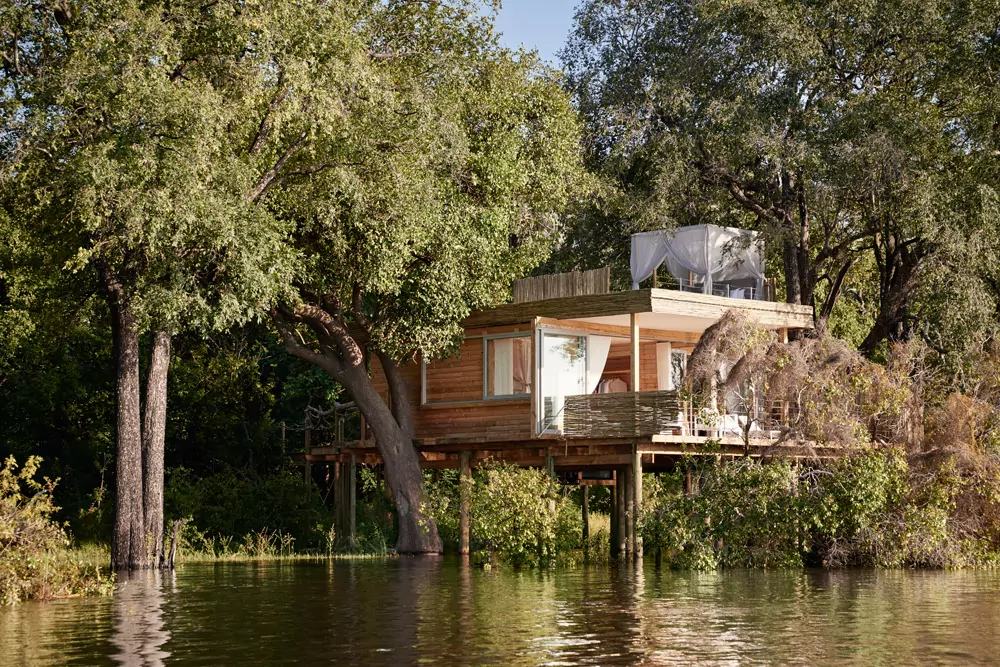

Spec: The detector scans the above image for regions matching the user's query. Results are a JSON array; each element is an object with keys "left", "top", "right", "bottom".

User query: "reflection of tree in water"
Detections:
[{"left": 111, "top": 570, "right": 171, "bottom": 666}]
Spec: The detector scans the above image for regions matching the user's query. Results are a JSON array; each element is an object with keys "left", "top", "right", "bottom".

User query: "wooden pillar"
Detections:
[
  {"left": 333, "top": 462, "right": 344, "bottom": 538},
  {"left": 632, "top": 444, "right": 643, "bottom": 560},
  {"left": 609, "top": 471, "right": 618, "bottom": 561},
  {"left": 581, "top": 485, "right": 590, "bottom": 561},
  {"left": 304, "top": 423, "right": 312, "bottom": 484},
  {"left": 459, "top": 451, "right": 472, "bottom": 555},
  {"left": 616, "top": 467, "right": 628, "bottom": 561},
  {"left": 778, "top": 327, "right": 790, "bottom": 426},
  {"left": 630, "top": 313, "right": 640, "bottom": 392},
  {"left": 348, "top": 455, "right": 357, "bottom": 547},
  {"left": 625, "top": 462, "right": 634, "bottom": 560}
]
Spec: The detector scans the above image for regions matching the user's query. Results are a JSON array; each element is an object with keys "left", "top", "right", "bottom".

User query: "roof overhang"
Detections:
[{"left": 462, "top": 288, "right": 813, "bottom": 332}]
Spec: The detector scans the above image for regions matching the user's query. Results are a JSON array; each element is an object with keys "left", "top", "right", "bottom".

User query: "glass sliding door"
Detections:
[{"left": 538, "top": 332, "right": 587, "bottom": 434}]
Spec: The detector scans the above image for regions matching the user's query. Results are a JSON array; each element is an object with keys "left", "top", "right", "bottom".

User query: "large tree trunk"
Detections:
[
  {"left": 142, "top": 330, "right": 171, "bottom": 567},
  {"left": 340, "top": 361, "right": 442, "bottom": 554},
  {"left": 110, "top": 296, "right": 146, "bottom": 570},
  {"left": 275, "top": 310, "right": 442, "bottom": 554}
]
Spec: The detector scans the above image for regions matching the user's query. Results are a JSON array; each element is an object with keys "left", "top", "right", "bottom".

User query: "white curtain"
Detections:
[
  {"left": 492, "top": 339, "right": 514, "bottom": 395},
  {"left": 586, "top": 335, "right": 612, "bottom": 394},
  {"left": 656, "top": 342, "right": 672, "bottom": 390},
  {"left": 630, "top": 225, "right": 766, "bottom": 297},
  {"left": 630, "top": 231, "right": 672, "bottom": 289}
]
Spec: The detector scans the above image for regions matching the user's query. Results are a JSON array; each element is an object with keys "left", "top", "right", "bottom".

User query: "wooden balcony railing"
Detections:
[{"left": 561, "top": 390, "right": 684, "bottom": 438}]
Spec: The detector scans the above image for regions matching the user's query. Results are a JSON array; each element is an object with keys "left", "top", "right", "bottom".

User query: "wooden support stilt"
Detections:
[
  {"left": 581, "top": 485, "right": 589, "bottom": 562},
  {"left": 304, "top": 423, "right": 312, "bottom": 484},
  {"left": 617, "top": 467, "right": 628, "bottom": 561},
  {"left": 625, "top": 462, "right": 634, "bottom": 561},
  {"left": 333, "top": 462, "right": 344, "bottom": 539},
  {"left": 632, "top": 444, "right": 643, "bottom": 560},
  {"left": 348, "top": 455, "right": 357, "bottom": 547},
  {"left": 609, "top": 470, "right": 618, "bottom": 561},
  {"left": 459, "top": 450, "right": 471, "bottom": 555}
]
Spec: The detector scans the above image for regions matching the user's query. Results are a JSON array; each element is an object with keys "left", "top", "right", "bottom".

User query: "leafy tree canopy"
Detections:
[{"left": 559, "top": 0, "right": 1000, "bottom": 356}]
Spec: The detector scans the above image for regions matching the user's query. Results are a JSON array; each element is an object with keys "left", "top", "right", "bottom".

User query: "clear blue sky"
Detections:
[{"left": 494, "top": 0, "right": 580, "bottom": 65}]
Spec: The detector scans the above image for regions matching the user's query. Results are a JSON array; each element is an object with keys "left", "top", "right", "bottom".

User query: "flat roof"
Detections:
[{"left": 462, "top": 288, "right": 814, "bottom": 331}]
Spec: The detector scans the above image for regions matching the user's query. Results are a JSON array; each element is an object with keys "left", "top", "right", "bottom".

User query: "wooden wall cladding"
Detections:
[
  {"left": 425, "top": 341, "right": 483, "bottom": 403},
  {"left": 370, "top": 324, "right": 534, "bottom": 443}
]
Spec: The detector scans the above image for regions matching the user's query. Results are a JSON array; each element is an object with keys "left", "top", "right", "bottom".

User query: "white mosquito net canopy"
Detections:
[{"left": 630, "top": 224, "right": 765, "bottom": 298}]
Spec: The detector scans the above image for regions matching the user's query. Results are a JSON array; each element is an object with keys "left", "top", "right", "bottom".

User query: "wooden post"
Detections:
[
  {"left": 281, "top": 421, "right": 286, "bottom": 455},
  {"left": 581, "top": 485, "right": 590, "bottom": 562},
  {"left": 348, "top": 455, "right": 357, "bottom": 547},
  {"left": 778, "top": 327, "right": 790, "bottom": 426},
  {"left": 630, "top": 313, "right": 640, "bottom": 392},
  {"left": 333, "top": 462, "right": 343, "bottom": 540},
  {"left": 304, "top": 422, "right": 312, "bottom": 485},
  {"left": 459, "top": 450, "right": 471, "bottom": 556},
  {"left": 609, "top": 471, "right": 618, "bottom": 561},
  {"left": 632, "top": 444, "right": 643, "bottom": 561},
  {"left": 625, "top": 462, "right": 634, "bottom": 561},
  {"left": 617, "top": 467, "right": 628, "bottom": 561}
]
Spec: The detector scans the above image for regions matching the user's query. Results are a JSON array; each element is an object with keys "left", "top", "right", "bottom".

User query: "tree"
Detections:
[
  {"left": 560, "top": 0, "right": 1000, "bottom": 353},
  {"left": 1, "top": 0, "right": 294, "bottom": 568},
  {"left": 269, "top": 2, "right": 585, "bottom": 553}
]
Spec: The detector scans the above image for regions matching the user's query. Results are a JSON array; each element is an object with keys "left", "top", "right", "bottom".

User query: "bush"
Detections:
[
  {"left": 642, "top": 448, "right": 1000, "bottom": 570},
  {"left": 426, "top": 463, "right": 583, "bottom": 567},
  {"left": 469, "top": 463, "right": 578, "bottom": 567},
  {"left": 164, "top": 465, "right": 332, "bottom": 552},
  {"left": 0, "top": 456, "right": 113, "bottom": 605}
]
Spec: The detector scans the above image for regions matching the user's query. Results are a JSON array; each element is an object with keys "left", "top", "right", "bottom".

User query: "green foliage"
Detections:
[
  {"left": 164, "top": 465, "right": 331, "bottom": 551},
  {"left": 425, "top": 463, "right": 583, "bottom": 567},
  {"left": 643, "top": 448, "right": 1000, "bottom": 570},
  {"left": 560, "top": 0, "right": 1000, "bottom": 356},
  {"left": 0, "top": 457, "right": 114, "bottom": 605},
  {"left": 468, "top": 463, "right": 578, "bottom": 568},
  {"left": 273, "top": 0, "right": 588, "bottom": 372}
]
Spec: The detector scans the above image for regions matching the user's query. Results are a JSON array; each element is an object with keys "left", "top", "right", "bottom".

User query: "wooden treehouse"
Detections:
[{"left": 305, "top": 225, "right": 818, "bottom": 558}]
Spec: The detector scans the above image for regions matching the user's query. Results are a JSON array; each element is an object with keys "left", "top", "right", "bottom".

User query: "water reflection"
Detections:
[
  {"left": 3, "top": 561, "right": 1000, "bottom": 665},
  {"left": 110, "top": 570, "right": 171, "bottom": 666}
]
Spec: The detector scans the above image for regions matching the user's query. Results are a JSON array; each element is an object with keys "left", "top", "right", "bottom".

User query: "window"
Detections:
[
  {"left": 485, "top": 335, "right": 531, "bottom": 398},
  {"left": 538, "top": 332, "right": 588, "bottom": 433}
]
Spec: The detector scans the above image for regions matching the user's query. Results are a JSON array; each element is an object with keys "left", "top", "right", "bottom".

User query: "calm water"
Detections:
[{"left": 2, "top": 559, "right": 1000, "bottom": 666}]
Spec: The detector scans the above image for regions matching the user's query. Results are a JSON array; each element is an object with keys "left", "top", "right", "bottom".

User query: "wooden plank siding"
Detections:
[{"left": 371, "top": 323, "right": 534, "bottom": 443}]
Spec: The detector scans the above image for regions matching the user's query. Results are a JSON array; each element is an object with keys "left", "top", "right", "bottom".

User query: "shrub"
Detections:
[
  {"left": 164, "top": 465, "right": 332, "bottom": 551},
  {"left": 423, "top": 462, "right": 582, "bottom": 567},
  {"left": 642, "top": 448, "right": 1000, "bottom": 570},
  {"left": 0, "top": 456, "right": 113, "bottom": 605}
]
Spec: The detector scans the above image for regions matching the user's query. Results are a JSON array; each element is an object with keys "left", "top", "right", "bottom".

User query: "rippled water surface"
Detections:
[{"left": 3, "top": 559, "right": 1000, "bottom": 665}]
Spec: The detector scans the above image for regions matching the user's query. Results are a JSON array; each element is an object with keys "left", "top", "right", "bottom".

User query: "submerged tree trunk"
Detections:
[
  {"left": 143, "top": 330, "right": 171, "bottom": 566},
  {"left": 109, "top": 296, "right": 146, "bottom": 570}
]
